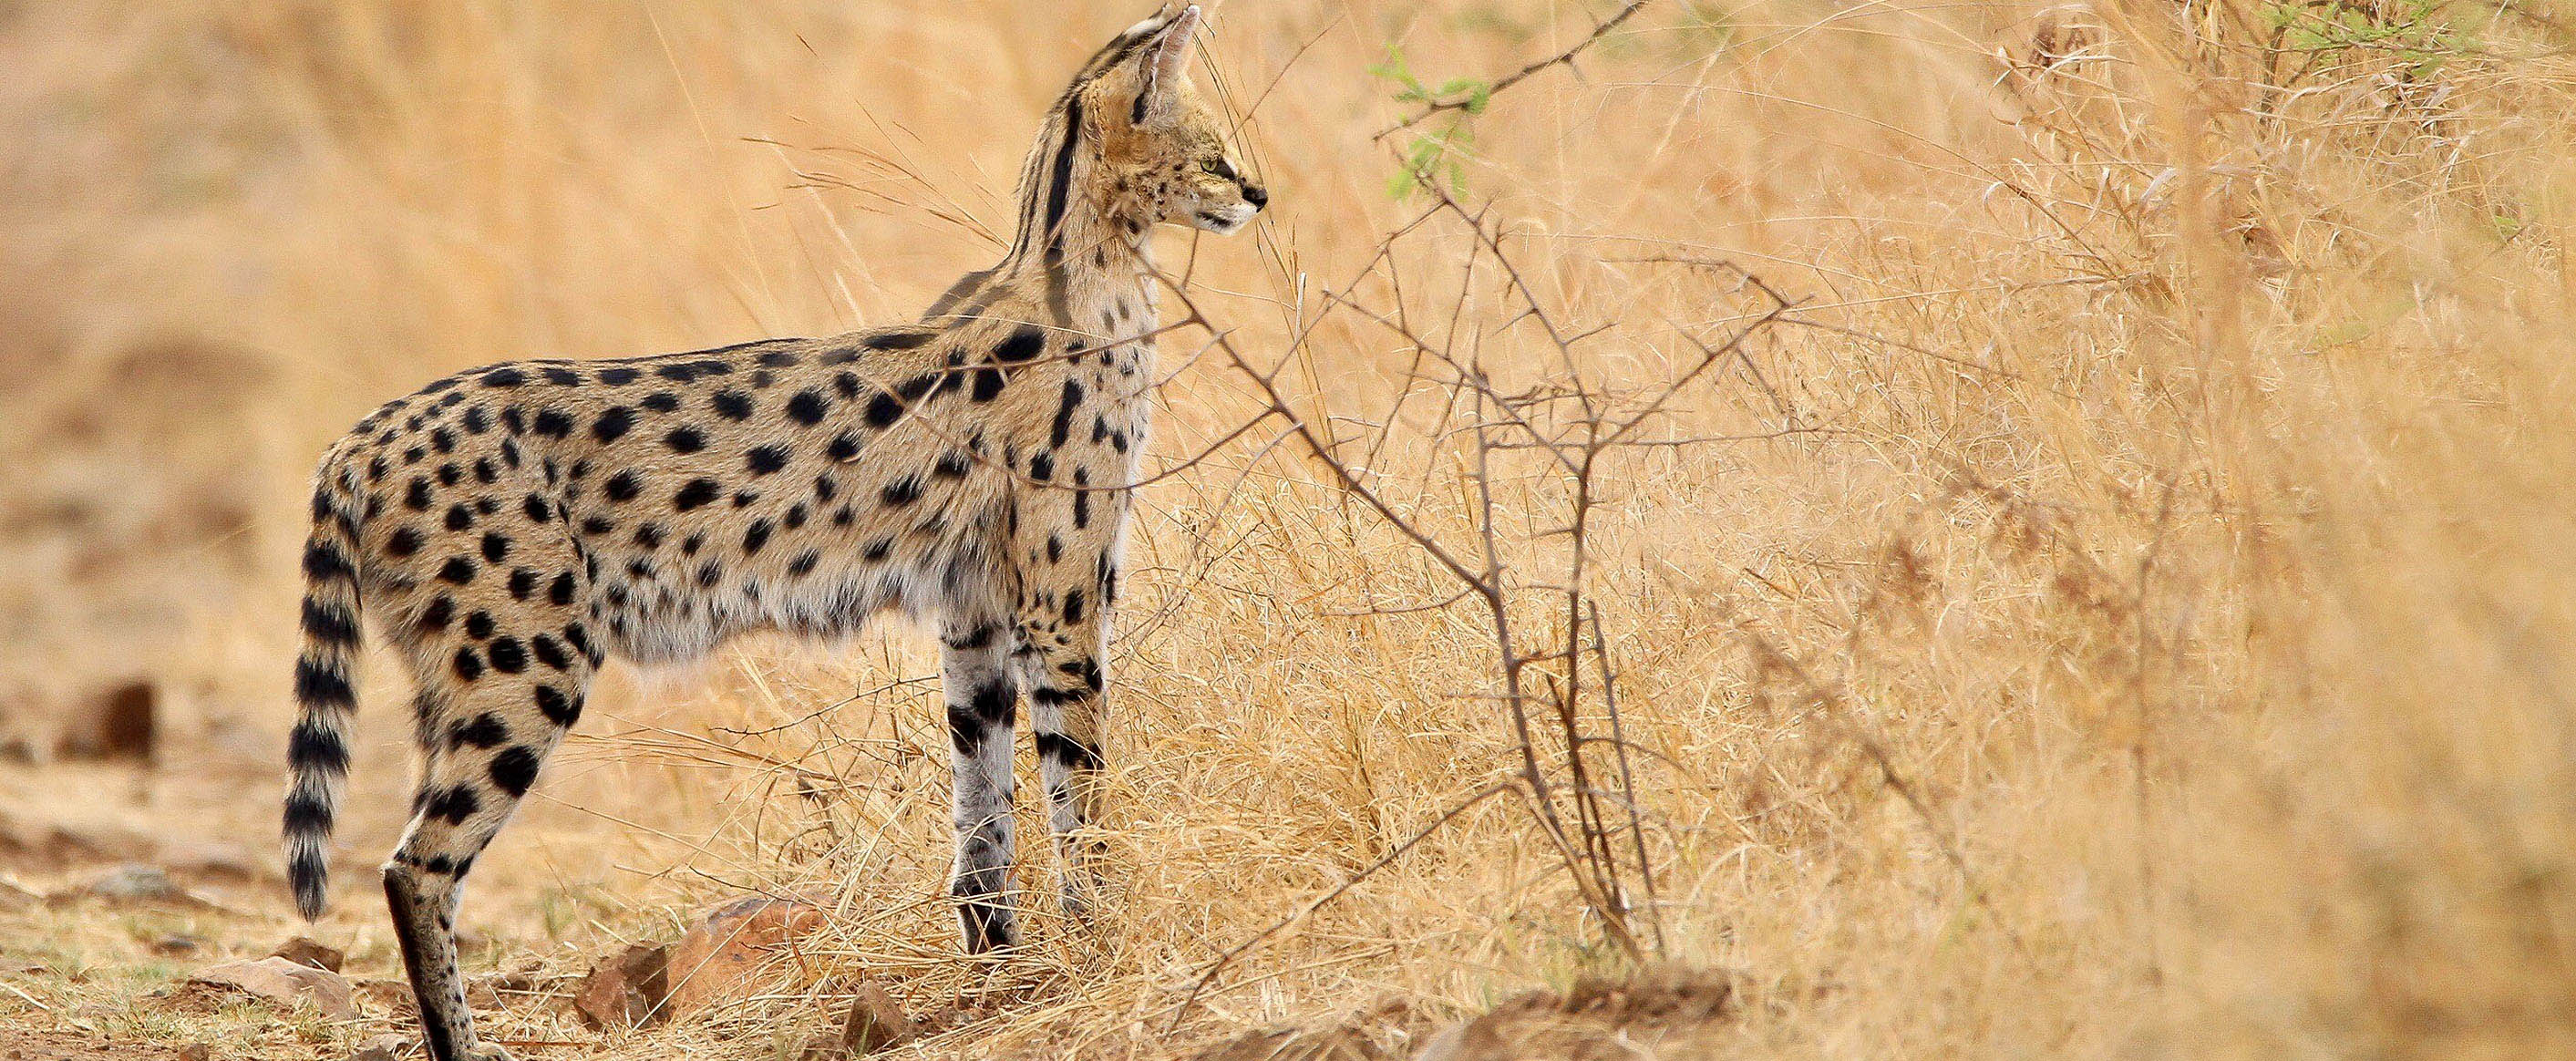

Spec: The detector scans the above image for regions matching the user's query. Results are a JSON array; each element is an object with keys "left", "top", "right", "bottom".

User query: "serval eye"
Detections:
[{"left": 1200, "top": 160, "right": 1221, "bottom": 174}]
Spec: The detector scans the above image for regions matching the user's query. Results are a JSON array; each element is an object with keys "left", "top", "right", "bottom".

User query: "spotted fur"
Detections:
[{"left": 282, "top": 8, "right": 1262, "bottom": 1059}]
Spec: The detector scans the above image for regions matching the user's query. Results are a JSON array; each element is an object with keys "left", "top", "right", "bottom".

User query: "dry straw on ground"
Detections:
[{"left": 3, "top": 0, "right": 2573, "bottom": 1058}]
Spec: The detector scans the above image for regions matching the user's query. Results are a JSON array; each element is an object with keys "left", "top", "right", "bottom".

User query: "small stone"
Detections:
[
  {"left": 187, "top": 956, "right": 357, "bottom": 1021},
  {"left": 822, "top": 981, "right": 917, "bottom": 1056},
  {"left": 664, "top": 896, "right": 829, "bottom": 1017},
  {"left": 79, "top": 863, "right": 178, "bottom": 902},
  {"left": 572, "top": 943, "right": 669, "bottom": 1030},
  {"left": 151, "top": 934, "right": 205, "bottom": 957},
  {"left": 177, "top": 1044, "right": 211, "bottom": 1061},
  {"left": 270, "top": 936, "right": 345, "bottom": 973},
  {"left": 350, "top": 1033, "right": 412, "bottom": 1061}
]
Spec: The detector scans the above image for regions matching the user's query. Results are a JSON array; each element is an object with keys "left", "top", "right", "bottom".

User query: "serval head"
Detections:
[{"left": 1067, "top": 5, "right": 1268, "bottom": 235}]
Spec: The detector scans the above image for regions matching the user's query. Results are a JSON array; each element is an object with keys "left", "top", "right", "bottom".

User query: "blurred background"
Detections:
[{"left": 3, "top": 0, "right": 2574, "bottom": 1058}]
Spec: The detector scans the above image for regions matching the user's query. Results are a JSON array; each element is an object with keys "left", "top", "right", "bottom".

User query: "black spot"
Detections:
[
  {"left": 531, "top": 635, "right": 571, "bottom": 670},
  {"left": 541, "top": 366, "right": 582, "bottom": 386},
  {"left": 745, "top": 445, "right": 789, "bottom": 475},
  {"left": 417, "top": 596, "right": 455, "bottom": 632},
  {"left": 481, "top": 367, "right": 527, "bottom": 388},
  {"left": 711, "top": 389, "right": 754, "bottom": 420},
  {"left": 597, "top": 366, "right": 640, "bottom": 386},
  {"left": 862, "top": 537, "right": 892, "bottom": 561},
  {"left": 743, "top": 520, "right": 772, "bottom": 555},
  {"left": 292, "top": 657, "right": 353, "bottom": 711},
  {"left": 386, "top": 527, "right": 424, "bottom": 557},
  {"left": 501, "top": 407, "right": 527, "bottom": 434},
  {"left": 533, "top": 685, "right": 582, "bottom": 726},
  {"left": 509, "top": 568, "right": 539, "bottom": 600},
  {"left": 863, "top": 391, "right": 902, "bottom": 427},
  {"left": 881, "top": 476, "right": 922, "bottom": 507},
  {"left": 654, "top": 363, "right": 703, "bottom": 383},
  {"left": 487, "top": 637, "right": 528, "bottom": 674},
  {"left": 784, "top": 503, "right": 809, "bottom": 530},
  {"left": 1063, "top": 588, "right": 1087, "bottom": 625},
  {"left": 869, "top": 329, "right": 934, "bottom": 350},
  {"left": 683, "top": 534, "right": 705, "bottom": 555},
  {"left": 995, "top": 324, "right": 1046, "bottom": 363},
  {"left": 642, "top": 391, "right": 680, "bottom": 413},
  {"left": 431, "top": 427, "right": 457, "bottom": 454},
  {"left": 532, "top": 408, "right": 574, "bottom": 438},
  {"left": 453, "top": 713, "right": 510, "bottom": 748},
  {"left": 971, "top": 367, "right": 1006, "bottom": 402},
  {"left": 521, "top": 495, "right": 549, "bottom": 522},
  {"left": 935, "top": 450, "right": 972, "bottom": 479},
  {"left": 814, "top": 475, "right": 840, "bottom": 502},
  {"left": 1073, "top": 489, "right": 1090, "bottom": 528},
  {"left": 489, "top": 747, "right": 541, "bottom": 797},
  {"left": 564, "top": 623, "right": 598, "bottom": 663},
  {"left": 592, "top": 407, "right": 636, "bottom": 442},
  {"left": 440, "top": 504, "right": 469, "bottom": 531},
  {"left": 582, "top": 516, "right": 614, "bottom": 535},
  {"left": 785, "top": 389, "right": 828, "bottom": 425},
  {"left": 828, "top": 432, "right": 862, "bottom": 461},
  {"left": 732, "top": 489, "right": 760, "bottom": 508},
  {"left": 438, "top": 557, "right": 477, "bottom": 584},
  {"left": 605, "top": 471, "right": 643, "bottom": 502},
  {"left": 1046, "top": 535, "right": 1062, "bottom": 564},
  {"left": 438, "top": 463, "right": 463, "bottom": 488},
  {"left": 476, "top": 458, "right": 500, "bottom": 485},
  {"left": 675, "top": 479, "right": 720, "bottom": 511},
  {"left": 757, "top": 349, "right": 802, "bottom": 367},
  {"left": 481, "top": 531, "right": 512, "bottom": 562},
  {"left": 665, "top": 427, "right": 706, "bottom": 453},
  {"left": 405, "top": 478, "right": 434, "bottom": 510},
  {"left": 788, "top": 551, "right": 819, "bottom": 576},
  {"left": 696, "top": 561, "right": 723, "bottom": 588},
  {"left": 426, "top": 786, "right": 480, "bottom": 825},
  {"left": 1028, "top": 452, "right": 1055, "bottom": 481},
  {"left": 465, "top": 610, "right": 496, "bottom": 639},
  {"left": 633, "top": 522, "right": 664, "bottom": 549},
  {"left": 549, "top": 572, "right": 576, "bottom": 605},
  {"left": 833, "top": 372, "right": 862, "bottom": 398},
  {"left": 1051, "top": 380, "right": 1084, "bottom": 448},
  {"left": 453, "top": 646, "right": 484, "bottom": 680},
  {"left": 1035, "top": 732, "right": 1105, "bottom": 772},
  {"left": 404, "top": 446, "right": 427, "bottom": 466}
]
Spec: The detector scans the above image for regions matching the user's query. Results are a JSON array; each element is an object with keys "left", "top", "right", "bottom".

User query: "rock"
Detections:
[
  {"left": 270, "top": 936, "right": 345, "bottom": 973},
  {"left": 664, "top": 896, "right": 828, "bottom": 1017},
  {"left": 176, "top": 1044, "right": 211, "bottom": 1061},
  {"left": 187, "top": 956, "right": 357, "bottom": 1021},
  {"left": 572, "top": 943, "right": 670, "bottom": 1030},
  {"left": 150, "top": 934, "right": 205, "bottom": 957},
  {"left": 79, "top": 863, "right": 178, "bottom": 902},
  {"left": 799, "top": 981, "right": 917, "bottom": 1057},
  {"left": 350, "top": 1033, "right": 413, "bottom": 1060},
  {"left": 56, "top": 681, "right": 155, "bottom": 761}
]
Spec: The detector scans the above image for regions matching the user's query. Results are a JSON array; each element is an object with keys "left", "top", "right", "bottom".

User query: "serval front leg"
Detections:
[
  {"left": 1011, "top": 477, "right": 1125, "bottom": 924},
  {"left": 940, "top": 607, "right": 1023, "bottom": 953}
]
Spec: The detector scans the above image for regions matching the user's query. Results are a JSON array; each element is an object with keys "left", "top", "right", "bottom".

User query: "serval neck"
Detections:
[{"left": 925, "top": 100, "right": 1160, "bottom": 343}]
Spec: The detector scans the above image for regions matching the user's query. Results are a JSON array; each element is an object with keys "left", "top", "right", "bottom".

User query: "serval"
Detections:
[{"left": 281, "top": 7, "right": 1263, "bottom": 1058}]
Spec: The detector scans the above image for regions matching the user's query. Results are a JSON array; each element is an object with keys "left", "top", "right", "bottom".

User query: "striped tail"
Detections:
[{"left": 286, "top": 463, "right": 365, "bottom": 920}]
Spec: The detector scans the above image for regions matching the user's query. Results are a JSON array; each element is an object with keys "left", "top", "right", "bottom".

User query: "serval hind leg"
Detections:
[{"left": 385, "top": 620, "right": 595, "bottom": 1061}]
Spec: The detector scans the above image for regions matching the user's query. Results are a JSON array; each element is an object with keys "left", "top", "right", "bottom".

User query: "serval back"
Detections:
[{"left": 282, "top": 7, "right": 1263, "bottom": 1059}]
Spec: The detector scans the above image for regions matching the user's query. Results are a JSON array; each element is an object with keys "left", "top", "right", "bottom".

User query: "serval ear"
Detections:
[{"left": 1132, "top": 4, "right": 1200, "bottom": 129}]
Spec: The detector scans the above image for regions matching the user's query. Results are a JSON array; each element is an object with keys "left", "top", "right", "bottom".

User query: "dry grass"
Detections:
[{"left": 4, "top": 0, "right": 2574, "bottom": 1057}]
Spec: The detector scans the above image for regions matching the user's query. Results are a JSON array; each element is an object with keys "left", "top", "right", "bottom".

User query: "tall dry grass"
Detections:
[{"left": 5, "top": 0, "right": 2574, "bottom": 1057}]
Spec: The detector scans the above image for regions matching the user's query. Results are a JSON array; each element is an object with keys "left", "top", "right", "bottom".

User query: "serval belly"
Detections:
[{"left": 280, "top": 7, "right": 1263, "bottom": 1059}]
